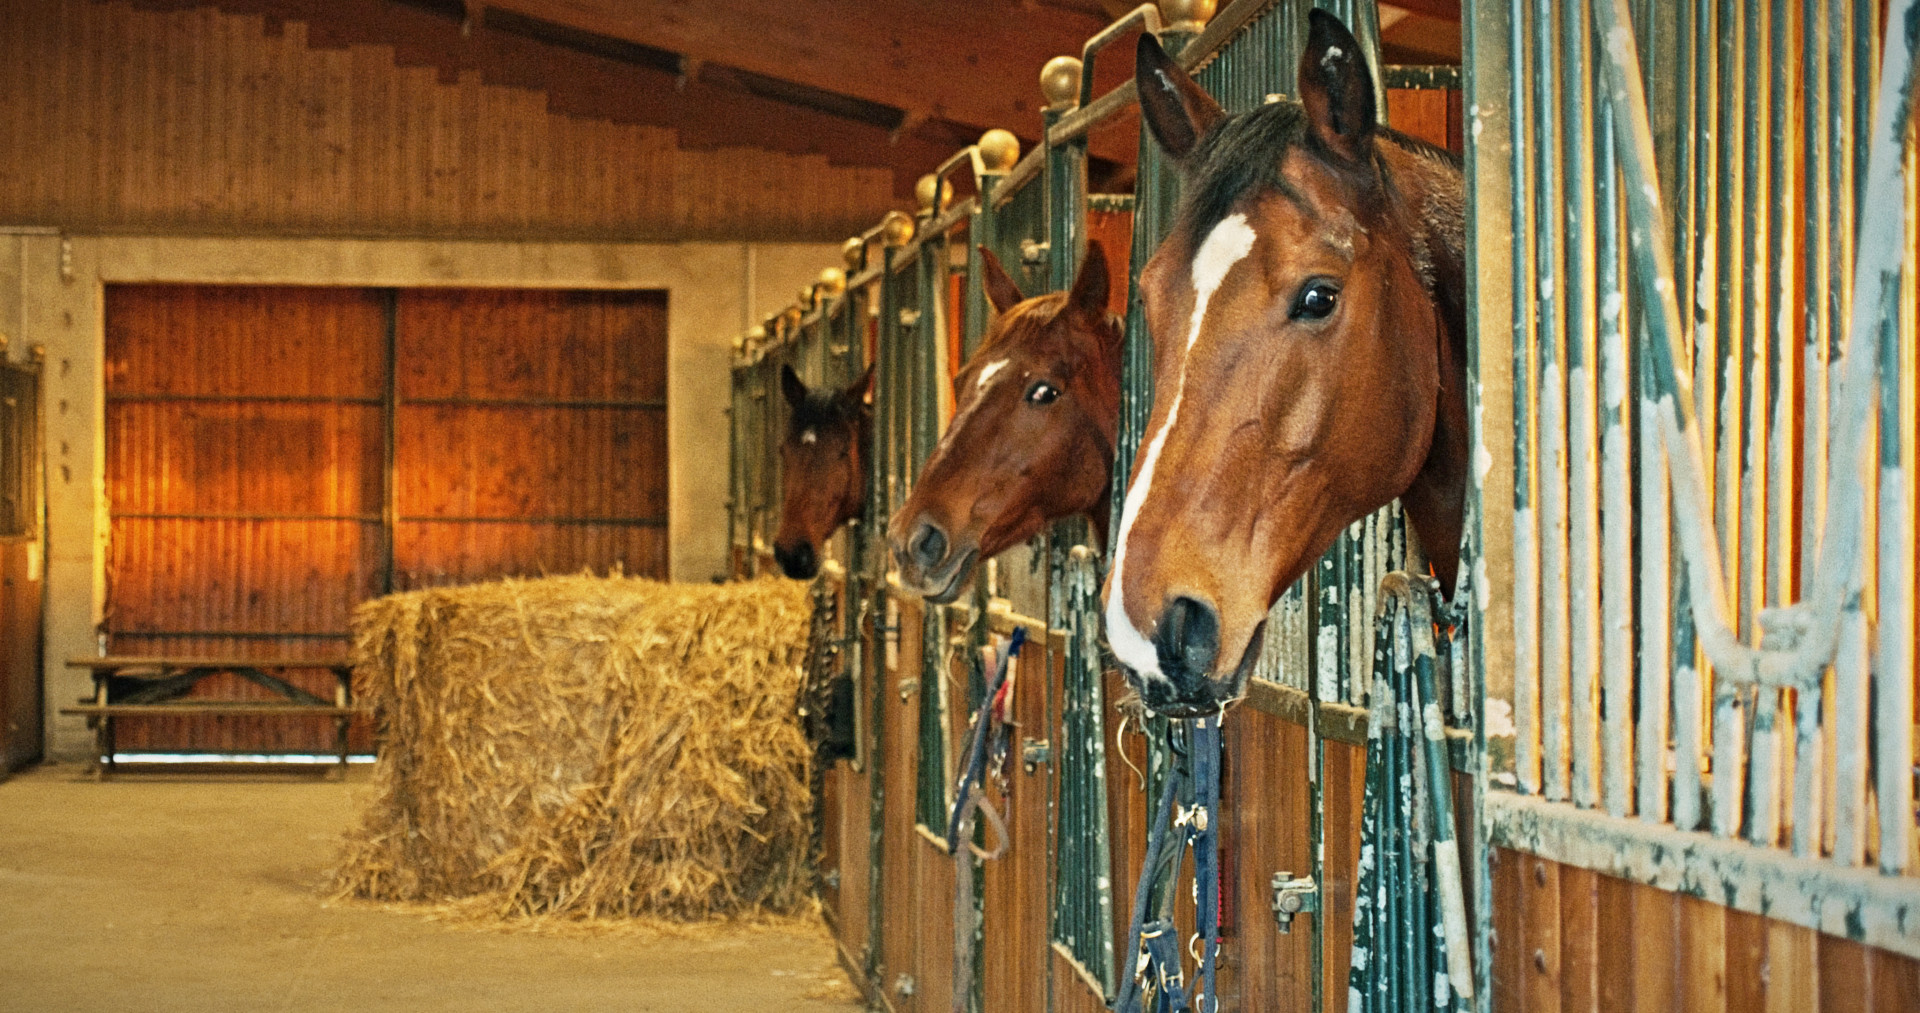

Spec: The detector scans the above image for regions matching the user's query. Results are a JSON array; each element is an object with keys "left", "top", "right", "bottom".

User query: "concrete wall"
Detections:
[{"left": 1, "top": 231, "right": 834, "bottom": 760}]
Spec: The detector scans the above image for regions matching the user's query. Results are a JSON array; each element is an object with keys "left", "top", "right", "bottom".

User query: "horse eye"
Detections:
[
  {"left": 1291, "top": 282, "right": 1340, "bottom": 321},
  {"left": 1026, "top": 381, "right": 1060, "bottom": 405}
]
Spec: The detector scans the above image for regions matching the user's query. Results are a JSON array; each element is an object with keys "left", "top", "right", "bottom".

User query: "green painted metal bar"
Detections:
[
  {"left": 1592, "top": 0, "right": 1919, "bottom": 848},
  {"left": 1560, "top": 0, "right": 1601, "bottom": 812},
  {"left": 1532, "top": 0, "right": 1570, "bottom": 804}
]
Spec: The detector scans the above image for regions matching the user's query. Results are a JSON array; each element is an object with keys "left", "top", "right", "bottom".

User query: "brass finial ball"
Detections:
[
  {"left": 915, "top": 173, "right": 951, "bottom": 215},
  {"left": 977, "top": 129, "right": 1020, "bottom": 172},
  {"left": 818, "top": 267, "right": 847, "bottom": 297},
  {"left": 1040, "top": 55, "right": 1082, "bottom": 110},
  {"left": 1159, "top": 0, "right": 1216, "bottom": 32},
  {"left": 880, "top": 210, "right": 916, "bottom": 247},
  {"left": 841, "top": 236, "right": 865, "bottom": 269},
  {"left": 746, "top": 324, "right": 767, "bottom": 342}
]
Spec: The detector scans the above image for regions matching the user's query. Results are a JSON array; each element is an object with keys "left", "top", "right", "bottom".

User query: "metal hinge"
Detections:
[
  {"left": 1021, "top": 737, "right": 1051, "bottom": 772},
  {"left": 1270, "top": 871, "right": 1318, "bottom": 933}
]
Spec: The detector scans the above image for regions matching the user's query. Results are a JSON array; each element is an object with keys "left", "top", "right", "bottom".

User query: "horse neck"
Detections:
[{"left": 1386, "top": 146, "right": 1469, "bottom": 590}]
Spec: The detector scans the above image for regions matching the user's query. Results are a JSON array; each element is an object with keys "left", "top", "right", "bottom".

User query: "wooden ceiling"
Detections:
[{"left": 128, "top": 0, "right": 1459, "bottom": 208}]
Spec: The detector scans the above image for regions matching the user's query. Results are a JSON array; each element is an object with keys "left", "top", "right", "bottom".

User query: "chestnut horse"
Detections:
[
  {"left": 773, "top": 363, "right": 873, "bottom": 580},
  {"left": 1106, "top": 12, "right": 1468, "bottom": 714},
  {"left": 889, "top": 243, "right": 1123, "bottom": 602}
]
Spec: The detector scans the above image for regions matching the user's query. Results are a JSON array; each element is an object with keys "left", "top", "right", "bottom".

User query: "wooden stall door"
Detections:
[
  {"left": 392, "top": 289, "right": 668, "bottom": 587},
  {"left": 104, "top": 285, "right": 388, "bottom": 753}
]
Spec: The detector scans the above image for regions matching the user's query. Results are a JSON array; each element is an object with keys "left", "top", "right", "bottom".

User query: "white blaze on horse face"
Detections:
[
  {"left": 974, "top": 358, "right": 1010, "bottom": 393},
  {"left": 1106, "top": 213, "right": 1258, "bottom": 684}
]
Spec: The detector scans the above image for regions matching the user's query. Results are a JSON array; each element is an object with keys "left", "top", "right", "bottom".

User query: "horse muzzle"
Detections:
[
  {"left": 1129, "top": 595, "right": 1261, "bottom": 716},
  {"left": 890, "top": 517, "right": 979, "bottom": 604},
  {"left": 773, "top": 540, "right": 819, "bottom": 580}
]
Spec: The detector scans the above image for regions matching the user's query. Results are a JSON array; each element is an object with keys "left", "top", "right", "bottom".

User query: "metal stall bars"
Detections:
[
  {"left": 1485, "top": 0, "right": 1920, "bottom": 966},
  {"left": 1037, "top": 5, "right": 1178, "bottom": 1000}
]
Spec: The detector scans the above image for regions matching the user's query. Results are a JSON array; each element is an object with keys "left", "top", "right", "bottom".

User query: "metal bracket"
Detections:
[
  {"left": 897, "top": 678, "right": 918, "bottom": 701},
  {"left": 1019, "top": 238, "right": 1050, "bottom": 267},
  {"left": 821, "top": 868, "right": 840, "bottom": 889},
  {"left": 1270, "top": 871, "right": 1318, "bottom": 934},
  {"left": 1021, "top": 737, "right": 1051, "bottom": 772}
]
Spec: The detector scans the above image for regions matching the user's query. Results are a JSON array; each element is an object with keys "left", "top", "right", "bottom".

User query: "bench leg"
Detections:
[
  {"left": 95, "top": 714, "right": 114, "bottom": 780},
  {"left": 330, "top": 715, "right": 350, "bottom": 781}
]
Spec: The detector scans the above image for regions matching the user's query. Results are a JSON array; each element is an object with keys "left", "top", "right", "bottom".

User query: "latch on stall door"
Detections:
[{"left": 1270, "top": 871, "right": 1318, "bottom": 933}]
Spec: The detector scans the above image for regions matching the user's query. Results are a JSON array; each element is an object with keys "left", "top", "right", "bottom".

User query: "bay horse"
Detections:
[
  {"left": 773, "top": 363, "right": 873, "bottom": 580},
  {"left": 889, "top": 243, "right": 1122, "bottom": 603},
  {"left": 1106, "top": 11, "right": 1468, "bottom": 715}
]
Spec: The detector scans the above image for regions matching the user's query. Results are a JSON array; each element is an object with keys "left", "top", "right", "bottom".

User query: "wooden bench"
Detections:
[{"left": 60, "top": 656, "right": 356, "bottom": 778}]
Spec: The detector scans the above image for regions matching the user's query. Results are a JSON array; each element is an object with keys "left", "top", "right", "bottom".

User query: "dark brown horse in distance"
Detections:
[
  {"left": 773, "top": 363, "right": 872, "bottom": 580},
  {"left": 1107, "top": 11, "right": 1468, "bottom": 715},
  {"left": 890, "top": 242, "right": 1123, "bottom": 603}
]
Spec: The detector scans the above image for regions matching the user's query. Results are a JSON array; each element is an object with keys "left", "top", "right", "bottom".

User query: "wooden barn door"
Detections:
[
  {"left": 391, "top": 289, "right": 667, "bottom": 588},
  {"left": 103, "top": 284, "right": 667, "bottom": 755},
  {"left": 104, "top": 285, "right": 389, "bottom": 754}
]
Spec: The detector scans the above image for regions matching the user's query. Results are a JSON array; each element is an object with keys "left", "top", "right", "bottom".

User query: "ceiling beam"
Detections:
[{"left": 481, "top": 0, "right": 1141, "bottom": 163}]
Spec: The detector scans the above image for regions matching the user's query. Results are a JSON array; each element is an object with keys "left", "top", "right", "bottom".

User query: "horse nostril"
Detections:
[
  {"left": 1153, "top": 595, "right": 1220, "bottom": 694},
  {"left": 774, "top": 542, "right": 817, "bottom": 580},
  {"left": 908, "top": 522, "right": 948, "bottom": 570}
]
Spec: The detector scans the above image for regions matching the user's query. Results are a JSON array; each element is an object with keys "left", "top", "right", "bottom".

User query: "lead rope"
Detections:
[
  {"left": 947, "top": 626, "right": 1026, "bottom": 1013},
  {"left": 1114, "top": 711, "right": 1224, "bottom": 1013}
]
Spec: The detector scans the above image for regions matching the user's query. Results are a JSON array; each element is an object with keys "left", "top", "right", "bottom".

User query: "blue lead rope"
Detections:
[
  {"left": 946, "top": 625, "right": 1025, "bottom": 853},
  {"left": 1114, "top": 713, "right": 1224, "bottom": 1013}
]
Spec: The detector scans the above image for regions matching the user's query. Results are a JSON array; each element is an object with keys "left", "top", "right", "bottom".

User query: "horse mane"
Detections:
[
  {"left": 1180, "top": 98, "right": 1464, "bottom": 303},
  {"left": 1179, "top": 100, "right": 1310, "bottom": 248}
]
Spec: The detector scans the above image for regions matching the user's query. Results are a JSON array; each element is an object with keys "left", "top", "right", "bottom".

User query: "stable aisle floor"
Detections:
[{"left": 0, "top": 764, "right": 862, "bottom": 1013}]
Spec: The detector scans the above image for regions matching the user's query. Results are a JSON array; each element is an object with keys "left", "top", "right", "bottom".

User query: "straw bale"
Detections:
[{"left": 331, "top": 574, "right": 815, "bottom": 923}]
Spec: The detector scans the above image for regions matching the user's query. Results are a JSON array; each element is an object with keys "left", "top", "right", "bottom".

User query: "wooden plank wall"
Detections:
[
  {"left": 1492, "top": 847, "right": 1920, "bottom": 1013},
  {"left": 0, "top": 0, "right": 895, "bottom": 240}
]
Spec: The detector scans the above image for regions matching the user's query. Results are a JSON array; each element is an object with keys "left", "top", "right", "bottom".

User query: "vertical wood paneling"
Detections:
[
  {"left": 1817, "top": 936, "right": 1872, "bottom": 1013},
  {"left": 1222, "top": 709, "right": 1312, "bottom": 1007},
  {"left": 0, "top": 0, "right": 892, "bottom": 239},
  {"left": 980, "top": 627, "right": 1050, "bottom": 1013},
  {"left": 392, "top": 287, "right": 667, "bottom": 587},
  {"left": 1558, "top": 866, "right": 1598, "bottom": 1012},
  {"left": 1493, "top": 847, "right": 1525, "bottom": 1012},
  {"left": 1523, "top": 852, "right": 1564, "bottom": 1013},
  {"left": 1486, "top": 850, "right": 1920, "bottom": 1012},
  {"left": 877, "top": 596, "right": 920, "bottom": 1005},
  {"left": 1320, "top": 738, "right": 1367, "bottom": 1004}
]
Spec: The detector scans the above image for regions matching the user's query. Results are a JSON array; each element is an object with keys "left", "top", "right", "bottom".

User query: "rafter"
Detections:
[{"left": 482, "top": 0, "right": 1140, "bottom": 163}]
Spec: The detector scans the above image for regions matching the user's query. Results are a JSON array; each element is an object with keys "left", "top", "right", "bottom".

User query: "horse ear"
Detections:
[
  {"left": 978, "top": 245, "right": 1026, "bottom": 315},
  {"left": 1298, "top": 9, "right": 1377, "bottom": 164},
  {"left": 1135, "top": 32, "right": 1224, "bottom": 162},
  {"left": 842, "top": 363, "right": 875, "bottom": 408},
  {"left": 780, "top": 363, "right": 809, "bottom": 408},
  {"left": 1069, "top": 242, "right": 1110, "bottom": 317}
]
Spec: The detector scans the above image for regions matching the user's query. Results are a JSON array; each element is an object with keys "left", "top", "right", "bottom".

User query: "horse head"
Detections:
[
  {"left": 1106, "top": 11, "right": 1468, "bottom": 714},
  {"left": 889, "top": 242, "right": 1124, "bottom": 603},
  {"left": 773, "top": 363, "right": 873, "bottom": 580}
]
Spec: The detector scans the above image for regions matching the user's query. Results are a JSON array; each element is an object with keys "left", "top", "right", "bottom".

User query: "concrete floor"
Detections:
[{"left": 0, "top": 763, "right": 865, "bottom": 1013}]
